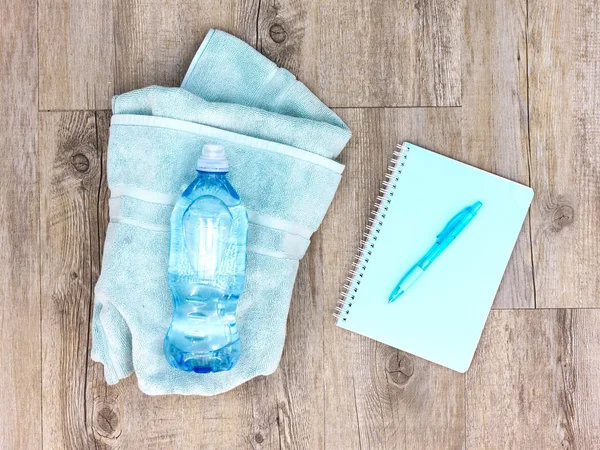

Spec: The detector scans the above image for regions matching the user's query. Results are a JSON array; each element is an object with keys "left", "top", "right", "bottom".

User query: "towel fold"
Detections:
[{"left": 92, "top": 29, "right": 351, "bottom": 395}]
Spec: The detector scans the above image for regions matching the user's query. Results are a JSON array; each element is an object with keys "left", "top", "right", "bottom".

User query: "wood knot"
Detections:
[
  {"left": 71, "top": 153, "right": 90, "bottom": 173},
  {"left": 551, "top": 204, "right": 574, "bottom": 232},
  {"left": 94, "top": 404, "right": 121, "bottom": 439},
  {"left": 386, "top": 352, "right": 414, "bottom": 387},
  {"left": 269, "top": 24, "right": 287, "bottom": 43},
  {"left": 254, "top": 433, "right": 264, "bottom": 444},
  {"left": 70, "top": 271, "right": 78, "bottom": 280}
]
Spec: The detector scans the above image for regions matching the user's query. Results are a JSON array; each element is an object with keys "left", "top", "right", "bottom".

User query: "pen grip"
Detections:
[{"left": 399, "top": 266, "right": 425, "bottom": 290}]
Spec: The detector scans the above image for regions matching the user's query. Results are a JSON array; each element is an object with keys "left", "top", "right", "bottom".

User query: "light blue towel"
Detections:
[{"left": 92, "top": 29, "right": 351, "bottom": 395}]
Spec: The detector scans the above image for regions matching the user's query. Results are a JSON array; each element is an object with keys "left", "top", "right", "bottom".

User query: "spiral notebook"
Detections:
[{"left": 335, "top": 142, "right": 533, "bottom": 372}]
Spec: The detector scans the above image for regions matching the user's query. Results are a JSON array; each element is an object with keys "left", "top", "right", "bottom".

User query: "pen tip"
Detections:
[{"left": 388, "top": 290, "right": 404, "bottom": 303}]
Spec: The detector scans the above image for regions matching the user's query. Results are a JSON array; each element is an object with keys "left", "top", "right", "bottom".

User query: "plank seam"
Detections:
[
  {"left": 39, "top": 109, "right": 112, "bottom": 113},
  {"left": 255, "top": 0, "right": 261, "bottom": 49},
  {"left": 524, "top": 0, "right": 538, "bottom": 309},
  {"left": 331, "top": 105, "right": 463, "bottom": 109},
  {"left": 352, "top": 377, "right": 363, "bottom": 450},
  {"left": 37, "top": 1, "right": 43, "bottom": 449}
]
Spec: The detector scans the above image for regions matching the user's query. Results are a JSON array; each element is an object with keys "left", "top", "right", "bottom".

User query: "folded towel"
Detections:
[{"left": 91, "top": 29, "right": 351, "bottom": 395}]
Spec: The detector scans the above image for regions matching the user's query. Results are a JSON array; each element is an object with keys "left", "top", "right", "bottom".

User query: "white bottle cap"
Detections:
[{"left": 196, "top": 144, "right": 229, "bottom": 172}]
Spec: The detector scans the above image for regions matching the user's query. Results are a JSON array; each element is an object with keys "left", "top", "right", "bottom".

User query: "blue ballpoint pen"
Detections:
[{"left": 388, "top": 201, "right": 483, "bottom": 303}]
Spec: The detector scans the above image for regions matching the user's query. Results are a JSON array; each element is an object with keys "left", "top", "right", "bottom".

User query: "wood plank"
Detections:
[
  {"left": 114, "top": 0, "right": 257, "bottom": 94},
  {"left": 178, "top": 0, "right": 259, "bottom": 76},
  {"left": 113, "top": 0, "right": 183, "bottom": 94},
  {"left": 38, "top": 0, "right": 461, "bottom": 110},
  {"left": 274, "top": 232, "right": 325, "bottom": 449},
  {"left": 258, "top": 0, "right": 461, "bottom": 107},
  {"left": 113, "top": 0, "right": 460, "bottom": 107},
  {"left": 528, "top": 0, "right": 600, "bottom": 307},
  {"left": 40, "top": 111, "right": 102, "bottom": 449},
  {"left": 460, "top": 0, "right": 535, "bottom": 308},
  {"left": 38, "top": 0, "right": 258, "bottom": 110},
  {"left": 39, "top": 0, "right": 114, "bottom": 110},
  {"left": 322, "top": 108, "right": 465, "bottom": 450},
  {"left": 256, "top": 0, "right": 319, "bottom": 92},
  {"left": 85, "top": 110, "right": 126, "bottom": 449},
  {"left": 0, "top": 0, "right": 41, "bottom": 448},
  {"left": 467, "top": 309, "right": 600, "bottom": 448},
  {"left": 97, "top": 374, "right": 282, "bottom": 450},
  {"left": 318, "top": 0, "right": 462, "bottom": 107}
]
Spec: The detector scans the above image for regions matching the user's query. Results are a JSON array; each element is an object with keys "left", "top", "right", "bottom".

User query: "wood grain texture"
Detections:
[
  {"left": 40, "top": 111, "right": 102, "bottom": 449},
  {"left": 460, "top": 0, "right": 535, "bottom": 309},
  {"left": 39, "top": 0, "right": 462, "bottom": 110},
  {"left": 6, "top": 0, "right": 600, "bottom": 447},
  {"left": 178, "top": 0, "right": 259, "bottom": 74},
  {"left": 322, "top": 108, "right": 466, "bottom": 450},
  {"left": 467, "top": 309, "right": 600, "bottom": 449},
  {"left": 39, "top": 0, "right": 114, "bottom": 110},
  {"left": 0, "top": 0, "right": 41, "bottom": 448},
  {"left": 108, "top": 383, "right": 253, "bottom": 449},
  {"left": 528, "top": 0, "right": 600, "bottom": 307},
  {"left": 114, "top": 0, "right": 185, "bottom": 94},
  {"left": 38, "top": 0, "right": 259, "bottom": 109},
  {"left": 256, "top": 0, "right": 318, "bottom": 92},
  {"left": 114, "top": 0, "right": 258, "bottom": 95},
  {"left": 84, "top": 110, "right": 126, "bottom": 450},
  {"left": 258, "top": 0, "right": 461, "bottom": 107},
  {"left": 273, "top": 232, "right": 325, "bottom": 449}
]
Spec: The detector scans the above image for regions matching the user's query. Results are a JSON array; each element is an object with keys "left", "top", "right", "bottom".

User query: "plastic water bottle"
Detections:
[{"left": 164, "top": 144, "right": 248, "bottom": 373}]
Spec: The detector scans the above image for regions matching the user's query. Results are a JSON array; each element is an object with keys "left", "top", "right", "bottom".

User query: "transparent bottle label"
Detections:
[{"left": 183, "top": 195, "right": 232, "bottom": 280}]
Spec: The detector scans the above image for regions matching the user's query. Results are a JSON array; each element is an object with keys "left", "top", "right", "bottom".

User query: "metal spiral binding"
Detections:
[{"left": 333, "top": 143, "right": 411, "bottom": 321}]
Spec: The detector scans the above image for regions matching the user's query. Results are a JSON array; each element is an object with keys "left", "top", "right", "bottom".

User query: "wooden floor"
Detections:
[{"left": 1, "top": 0, "right": 599, "bottom": 448}]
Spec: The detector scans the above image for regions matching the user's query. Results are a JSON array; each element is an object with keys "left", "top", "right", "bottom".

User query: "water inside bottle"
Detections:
[{"left": 164, "top": 169, "right": 248, "bottom": 373}]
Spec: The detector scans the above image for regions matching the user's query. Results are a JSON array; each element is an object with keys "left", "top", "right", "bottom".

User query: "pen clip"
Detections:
[{"left": 436, "top": 209, "right": 468, "bottom": 242}]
